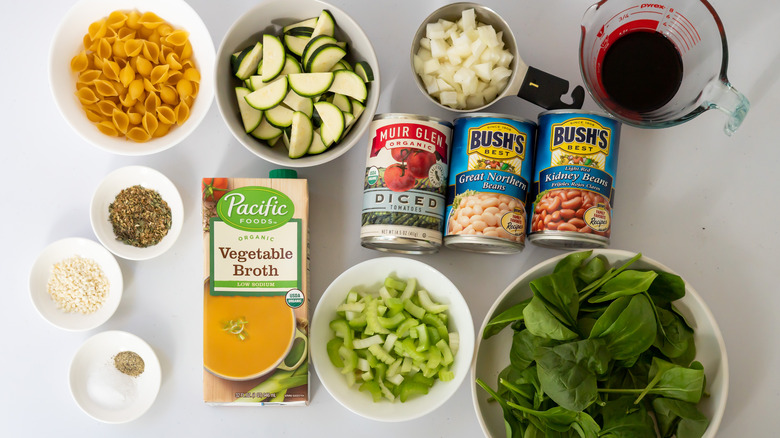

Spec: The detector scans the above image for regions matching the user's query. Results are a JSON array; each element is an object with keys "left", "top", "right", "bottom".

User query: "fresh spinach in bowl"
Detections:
[{"left": 476, "top": 250, "right": 710, "bottom": 438}]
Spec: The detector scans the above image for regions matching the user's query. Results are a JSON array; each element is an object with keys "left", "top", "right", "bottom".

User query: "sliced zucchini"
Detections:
[
  {"left": 331, "top": 93, "right": 352, "bottom": 113},
  {"left": 245, "top": 76, "right": 288, "bottom": 110},
  {"left": 327, "top": 70, "right": 367, "bottom": 101},
  {"left": 235, "top": 87, "right": 263, "bottom": 133},
  {"left": 231, "top": 48, "right": 247, "bottom": 74},
  {"left": 301, "top": 35, "right": 338, "bottom": 69},
  {"left": 330, "top": 59, "right": 352, "bottom": 72},
  {"left": 250, "top": 117, "right": 283, "bottom": 141},
  {"left": 248, "top": 75, "right": 266, "bottom": 92},
  {"left": 344, "top": 112, "right": 356, "bottom": 129},
  {"left": 265, "top": 103, "right": 295, "bottom": 128},
  {"left": 283, "top": 17, "right": 318, "bottom": 34},
  {"left": 279, "top": 55, "right": 303, "bottom": 76},
  {"left": 354, "top": 61, "right": 374, "bottom": 82},
  {"left": 313, "top": 101, "right": 345, "bottom": 144},
  {"left": 283, "top": 90, "right": 314, "bottom": 117},
  {"left": 262, "top": 34, "right": 286, "bottom": 82},
  {"left": 311, "top": 9, "right": 336, "bottom": 38},
  {"left": 288, "top": 111, "right": 314, "bottom": 158},
  {"left": 234, "top": 42, "right": 262, "bottom": 80},
  {"left": 283, "top": 34, "right": 310, "bottom": 57},
  {"left": 306, "top": 44, "right": 347, "bottom": 73},
  {"left": 267, "top": 133, "right": 283, "bottom": 147},
  {"left": 288, "top": 72, "right": 334, "bottom": 97},
  {"left": 350, "top": 98, "right": 366, "bottom": 120},
  {"left": 284, "top": 27, "right": 314, "bottom": 38},
  {"left": 306, "top": 129, "right": 329, "bottom": 154}
]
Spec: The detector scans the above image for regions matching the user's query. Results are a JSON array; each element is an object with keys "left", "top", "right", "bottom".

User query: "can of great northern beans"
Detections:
[
  {"left": 444, "top": 113, "right": 536, "bottom": 254},
  {"left": 361, "top": 114, "right": 453, "bottom": 254},
  {"left": 528, "top": 110, "right": 622, "bottom": 249}
]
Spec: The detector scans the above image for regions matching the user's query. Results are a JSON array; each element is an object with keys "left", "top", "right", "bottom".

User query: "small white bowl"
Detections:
[
  {"left": 90, "top": 166, "right": 183, "bottom": 260},
  {"left": 49, "top": 0, "right": 215, "bottom": 155},
  {"left": 215, "top": 0, "right": 380, "bottom": 167},
  {"left": 472, "top": 249, "right": 728, "bottom": 438},
  {"left": 29, "top": 237, "right": 123, "bottom": 331},
  {"left": 69, "top": 330, "right": 162, "bottom": 423},
  {"left": 310, "top": 256, "right": 474, "bottom": 422}
]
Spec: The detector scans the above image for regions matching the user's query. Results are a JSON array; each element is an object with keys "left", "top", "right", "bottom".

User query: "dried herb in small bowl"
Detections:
[{"left": 109, "top": 185, "right": 172, "bottom": 248}]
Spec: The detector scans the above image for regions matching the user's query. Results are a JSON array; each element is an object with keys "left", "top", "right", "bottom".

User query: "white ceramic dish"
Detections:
[
  {"left": 90, "top": 166, "right": 183, "bottom": 260},
  {"left": 49, "top": 0, "right": 215, "bottom": 155},
  {"left": 472, "top": 249, "right": 728, "bottom": 438},
  {"left": 29, "top": 237, "right": 123, "bottom": 331},
  {"left": 214, "top": 0, "right": 380, "bottom": 167},
  {"left": 69, "top": 330, "right": 162, "bottom": 423},
  {"left": 310, "top": 256, "right": 475, "bottom": 422}
]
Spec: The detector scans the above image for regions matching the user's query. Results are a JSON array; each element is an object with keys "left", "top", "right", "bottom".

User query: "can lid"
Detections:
[{"left": 269, "top": 168, "right": 298, "bottom": 179}]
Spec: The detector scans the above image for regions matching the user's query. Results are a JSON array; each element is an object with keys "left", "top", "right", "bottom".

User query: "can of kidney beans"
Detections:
[
  {"left": 361, "top": 114, "right": 453, "bottom": 254},
  {"left": 528, "top": 110, "right": 622, "bottom": 249},
  {"left": 444, "top": 113, "right": 536, "bottom": 254}
]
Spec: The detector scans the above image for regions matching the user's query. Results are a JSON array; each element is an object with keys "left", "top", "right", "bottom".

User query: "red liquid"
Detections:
[{"left": 601, "top": 31, "right": 683, "bottom": 113}]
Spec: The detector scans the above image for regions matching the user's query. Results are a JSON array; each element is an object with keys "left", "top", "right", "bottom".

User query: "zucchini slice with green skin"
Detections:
[
  {"left": 283, "top": 90, "right": 314, "bottom": 118},
  {"left": 311, "top": 9, "right": 336, "bottom": 38},
  {"left": 288, "top": 72, "right": 334, "bottom": 97},
  {"left": 265, "top": 103, "right": 295, "bottom": 128},
  {"left": 279, "top": 55, "right": 303, "bottom": 76},
  {"left": 313, "top": 101, "right": 345, "bottom": 144},
  {"left": 331, "top": 93, "right": 352, "bottom": 113},
  {"left": 306, "top": 129, "right": 329, "bottom": 154},
  {"left": 283, "top": 17, "right": 318, "bottom": 34},
  {"left": 284, "top": 27, "right": 314, "bottom": 38},
  {"left": 354, "top": 61, "right": 374, "bottom": 82},
  {"left": 235, "top": 87, "right": 263, "bottom": 133},
  {"left": 327, "top": 70, "right": 367, "bottom": 101},
  {"left": 248, "top": 75, "right": 266, "bottom": 92},
  {"left": 231, "top": 48, "right": 247, "bottom": 74},
  {"left": 351, "top": 99, "right": 366, "bottom": 120},
  {"left": 283, "top": 34, "right": 310, "bottom": 57},
  {"left": 235, "top": 42, "right": 263, "bottom": 80},
  {"left": 250, "top": 117, "right": 283, "bottom": 141},
  {"left": 306, "top": 44, "right": 347, "bottom": 73},
  {"left": 288, "top": 111, "right": 314, "bottom": 158},
  {"left": 245, "top": 76, "right": 288, "bottom": 110},
  {"left": 262, "top": 34, "right": 286, "bottom": 82},
  {"left": 330, "top": 59, "right": 352, "bottom": 72},
  {"left": 301, "top": 35, "right": 338, "bottom": 69}
]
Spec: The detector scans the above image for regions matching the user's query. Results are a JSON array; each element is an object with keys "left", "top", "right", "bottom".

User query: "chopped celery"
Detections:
[
  {"left": 436, "top": 339, "right": 454, "bottom": 366},
  {"left": 403, "top": 299, "right": 426, "bottom": 319},
  {"left": 395, "top": 317, "right": 419, "bottom": 338},
  {"left": 327, "top": 337, "right": 344, "bottom": 367},
  {"left": 359, "top": 380, "right": 382, "bottom": 402},
  {"left": 427, "top": 344, "right": 442, "bottom": 369},
  {"left": 339, "top": 345, "right": 358, "bottom": 375},
  {"left": 438, "top": 367, "right": 454, "bottom": 382},
  {"left": 399, "top": 380, "right": 430, "bottom": 402},
  {"left": 347, "top": 313, "right": 367, "bottom": 329},
  {"left": 378, "top": 312, "right": 406, "bottom": 329},
  {"left": 365, "top": 297, "right": 390, "bottom": 335},
  {"left": 385, "top": 297, "right": 404, "bottom": 315},
  {"left": 427, "top": 325, "right": 442, "bottom": 346},
  {"left": 415, "top": 324, "right": 430, "bottom": 352},
  {"left": 383, "top": 333, "right": 398, "bottom": 352},
  {"left": 337, "top": 302, "right": 365, "bottom": 313},
  {"left": 384, "top": 276, "right": 407, "bottom": 292},
  {"left": 400, "top": 278, "right": 417, "bottom": 300},
  {"left": 353, "top": 334, "right": 383, "bottom": 349},
  {"left": 417, "top": 289, "right": 448, "bottom": 313},
  {"left": 386, "top": 373, "right": 404, "bottom": 386},
  {"left": 368, "top": 343, "right": 395, "bottom": 364}
]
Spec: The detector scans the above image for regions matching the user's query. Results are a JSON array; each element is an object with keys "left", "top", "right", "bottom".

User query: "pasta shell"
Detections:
[
  {"left": 76, "top": 87, "right": 99, "bottom": 105},
  {"left": 156, "top": 106, "right": 177, "bottom": 125},
  {"left": 126, "top": 10, "right": 142, "bottom": 30},
  {"left": 183, "top": 67, "right": 200, "bottom": 83},
  {"left": 175, "top": 100, "right": 190, "bottom": 125},
  {"left": 88, "top": 19, "right": 107, "bottom": 41},
  {"left": 128, "top": 78, "right": 145, "bottom": 100},
  {"left": 165, "top": 52, "right": 182, "bottom": 70},
  {"left": 102, "top": 59, "right": 121, "bottom": 82},
  {"left": 97, "top": 99, "right": 118, "bottom": 116},
  {"left": 71, "top": 51, "right": 89, "bottom": 72},
  {"left": 111, "top": 108, "right": 130, "bottom": 133},
  {"left": 127, "top": 110, "right": 143, "bottom": 125},
  {"left": 160, "top": 85, "right": 179, "bottom": 106},
  {"left": 78, "top": 69, "right": 102, "bottom": 84},
  {"left": 135, "top": 56, "right": 153, "bottom": 77},
  {"left": 96, "top": 120, "right": 119, "bottom": 136},
  {"left": 112, "top": 40, "right": 128, "bottom": 58},
  {"left": 142, "top": 112, "right": 159, "bottom": 135},
  {"left": 138, "top": 12, "right": 164, "bottom": 29},
  {"left": 127, "top": 126, "right": 151, "bottom": 142},
  {"left": 142, "top": 40, "right": 160, "bottom": 63},
  {"left": 152, "top": 122, "right": 172, "bottom": 138},
  {"left": 144, "top": 91, "right": 161, "bottom": 113},
  {"left": 106, "top": 10, "right": 128, "bottom": 30},
  {"left": 117, "top": 27, "right": 136, "bottom": 41},
  {"left": 124, "top": 39, "right": 144, "bottom": 57},
  {"left": 150, "top": 64, "right": 169, "bottom": 84},
  {"left": 119, "top": 62, "right": 135, "bottom": 87},
  {"left": 94, "top": 79, "right": 119, "bottom": 97},
  {"left": 164, "top": 29, "right": 190, "bottom": 47},
  {"left": 176, "top": 79, "right": 193, "bottom": 100},
  {"left": 85, "top": 108, "right": 104, "bottom": 123}
]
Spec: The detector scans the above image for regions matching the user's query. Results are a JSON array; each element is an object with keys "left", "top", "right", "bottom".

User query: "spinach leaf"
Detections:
[
  {"left": 598, "top": 396, "right": 657, "bottom": 438},
  {"left": 553, "top": 250, "right": 593, "bottom": 274},
  {"left": 631, "top": 358, "right": 706, "bottom": 404},
  {"left": 510, "top": 329, "right": 551, "bottom": 371},
  {"left": 523, "top": 296, "right": 578, "bottom": 341},
  {"left": 589, "top": 295, "right": 657, "bottom": 360},
  {"left": 575, "top": 255, "right": 609, "bottom": 285},
  {"left": 484, "top": 298, "right": 532, "bottom": 339},
  {"left": 530, "top": 271, "right": 580, "bottom": 330},
  {"left": 578, "top": 253, "right": 642, "bottom": 302},
  {"left": 499, "top": 365, "right": 544, "bottom": 410},
  {"left": 652, "top": 397, "right": 710, "bottom": 438},
  {"left": 588, "top": 270, "right": 658, "bottom": 303},
  {"left": 646, "top": 271, "right": 686, "bottom": 307},
  {"left": 535, "top": 339, "right": 610, "bottom": 412},
  {"left": 504, "top": 402, "right": 601, "bottom": 438},
  {"left": 476, "top": 378, "right": 526, "bottom": 438},
  {"left": 653, "top": 307, "right": 694, "bottom": 360}
]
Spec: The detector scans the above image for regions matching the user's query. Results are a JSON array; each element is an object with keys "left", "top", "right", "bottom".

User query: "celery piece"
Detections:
[
  {"left": 357, "top": 358, "right": 371, "bottom": 372},
  {"left": 365, "top": 297, "right": 390, "bottom": 335},
  {"left": 387, "top": 357, "right": 403, "bottom": 377},
  {"left": 411, "top": 372, "right": 435, "bottom": 387},
  {"left": 359, "top": 380, "right": 383, "bottom": 402},
  {"left": 423, "top": 313, "right": 450, "bottom": 340},
  {"left": 401, "top": 338, "right": 427, "bottom": 362},
  {"left": 385, "top": 297, "right": 404, "bottom": 316},
  {"left": 378, "top": 312, "right": 406, "bottom": 329},
  {"left": 417, "top": 289, "right": 449, "bottom": 314},
  {"left": 427, "top": 325, "right": 442, "bottom": 345},
  {"left": 415, "top": 324, "right": 430, "bottom": 352},
  {"left": 399, "top": 380, "right": 430, "bottom": 402},
  {"left": 401, "top": 357, "right": 413, "bottom": 374},
  {"left": 395, "top": 317, "right": 419, "bottom": 338},
  {"left": 378, "top": 378, "right": 395, "bottom": 401},
  {"left": 386, "top": 372, "right": 404, "bottom": 386},
  {"left": 374, "top": 362, "right": 388, "bottom": 382},
  {"left": 348, "top": 312, "right": 367, "bottom": 329},
  {"left": 339, "top": 345, "right": 358, "bottom": 375},
  {"left": 368, "top": 343, "right": 396, "bottom": 364},
  {"left": 436, "top": 339, "right": 454, "bottom": 366},
  {"left": 400, "top": 277, "right": 417, "bottom": 300},
  {"left": 427, "top": 344, "right": 442, "bottom": 369},
  {"left": 337, "top": 302, "right": 366, "bottom": 313},
  {"left": 330, "top": 319, "right": 353, "bottom": 349},
  {"left": 364, "top": 348, "right": 379, "bottom": 368},
  {"left": 404, "top": 299, "right": 426, "bottom": 320},
  {"left": 360, "top": 368, "right": 373, "bottom": 381},
  {"left": 384, "top": 276, "right": 407, "bottom": 292},
  {"left": 346, "top": 289, "right": 360, "bottom": 303},
  {"left": 353, "top": 334, "right": 384, "bottom": 349},
  {"left": 383, "top": 333, "right": 398, "bottom": 352},
  {"left": 327, "top": 337, "right": 345, "bottom": 368},
  {"left": 449, "top": 332, "right": 460, "bottom": 356},
  {"left": 438, "top": 367, "right": 454, "bottom": 382}
]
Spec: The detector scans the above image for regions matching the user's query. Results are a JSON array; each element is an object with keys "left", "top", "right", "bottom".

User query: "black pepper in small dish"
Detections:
[{"left": 109, "top": 185, "right": 172, "bottom": 247}]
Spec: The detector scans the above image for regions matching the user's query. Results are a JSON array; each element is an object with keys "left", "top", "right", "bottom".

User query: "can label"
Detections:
[
  {"left": 361, "top": 115, "right": 452, "bottom": 248},
  {"left": 529, "top": 112, "right": 621, "bottom": 245},
  {"left": 444, "top": 115, "right": 536, "bottom": 247}
]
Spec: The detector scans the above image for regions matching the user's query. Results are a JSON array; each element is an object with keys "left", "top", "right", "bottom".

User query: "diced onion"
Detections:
[{"left": 414, "top": 8, "right": 514, "bottom": 109}]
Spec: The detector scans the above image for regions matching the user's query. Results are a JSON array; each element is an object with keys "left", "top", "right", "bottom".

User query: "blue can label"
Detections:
[
  {"left": 530, "top": 112, "right": 621, "bottom": 240},
  {"left": 445, "top": 116, "right": 536, "bottom": 244}
]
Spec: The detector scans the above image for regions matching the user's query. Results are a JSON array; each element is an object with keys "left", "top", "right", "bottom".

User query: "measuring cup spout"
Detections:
[{"left": 703, "top": 80, "right": 750, "bottom": 135}]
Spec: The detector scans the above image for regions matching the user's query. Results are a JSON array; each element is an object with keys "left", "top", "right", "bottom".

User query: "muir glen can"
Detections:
[
  {"left": 528, "top": 110, "right": 622, "bottom": 249},
  {"left": 361, "top": 114, "right": 453, "bottom": 254},
  {"left": 444, "top": 114, "right": 536, "bottom": 254}
]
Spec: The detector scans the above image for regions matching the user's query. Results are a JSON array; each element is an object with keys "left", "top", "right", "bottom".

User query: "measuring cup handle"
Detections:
[{"left": 705, "top": 80, "right": 750, "bottom": 135}]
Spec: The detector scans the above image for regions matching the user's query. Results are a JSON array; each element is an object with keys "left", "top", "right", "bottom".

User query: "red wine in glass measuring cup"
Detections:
[{"left": 601, "top": 31, "right": 684, "bottom": 113}]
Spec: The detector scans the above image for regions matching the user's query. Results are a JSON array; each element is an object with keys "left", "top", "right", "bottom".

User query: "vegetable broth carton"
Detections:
[{"left": 202, "top": 171, "right": 309, "bottom": 405}]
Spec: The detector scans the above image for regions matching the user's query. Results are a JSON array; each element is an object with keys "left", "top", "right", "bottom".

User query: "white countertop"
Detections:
[{"left": 2, "top": 0, "right": 778, "bottom": 435}]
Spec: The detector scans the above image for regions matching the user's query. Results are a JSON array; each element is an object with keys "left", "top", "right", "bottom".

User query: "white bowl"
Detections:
[
  {"left": 69, "top": 330, "right": 162, "bottom": 423},
  {"left": 215, "top": 0, "right": 380, "bottom": 167},
  {"left": 49, "top": 0, "right": 215, "bottom": 155},
  {"left": 472, "top": 249, "right": 728, "bottom": 438},
  {"left": 29, "top": 237, "right": 123, "bottom": 331},
  {"left": 310, "top": 257, "right": 475, "bottom": 422},
  {"left": 90, "top": 166, "right": 184, "bottom": 260}
]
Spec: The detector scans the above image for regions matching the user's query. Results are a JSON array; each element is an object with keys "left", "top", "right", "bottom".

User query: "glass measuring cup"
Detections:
[{"left": 579, "top": 0, "right": 749, "bottom": 135}]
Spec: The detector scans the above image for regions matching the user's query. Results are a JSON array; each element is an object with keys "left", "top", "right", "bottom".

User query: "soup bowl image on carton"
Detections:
[{"left": 202, "top": 171, "right": 309, "bottom": 405}]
